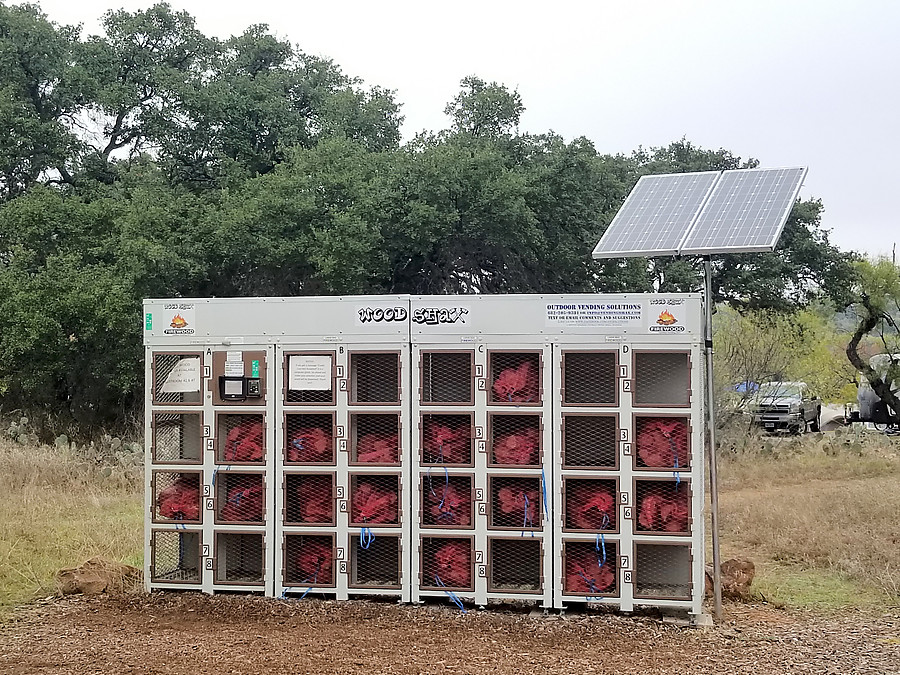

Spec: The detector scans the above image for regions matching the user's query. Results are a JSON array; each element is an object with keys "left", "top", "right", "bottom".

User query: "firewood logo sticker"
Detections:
[{"left": 649, "top": 309, "right": 685, "bottom": 332}]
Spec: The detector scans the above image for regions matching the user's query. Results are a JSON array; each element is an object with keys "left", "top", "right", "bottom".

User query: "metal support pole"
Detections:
[{"left": 704, "top": 256, "right": 723, "bottom": 621}]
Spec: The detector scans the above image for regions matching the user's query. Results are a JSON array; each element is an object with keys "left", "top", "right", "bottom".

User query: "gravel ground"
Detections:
[{"left": 0, "top": 593, "right": 898, "bottom": 674}]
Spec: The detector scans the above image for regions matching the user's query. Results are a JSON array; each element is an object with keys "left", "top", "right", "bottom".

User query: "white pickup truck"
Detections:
[{"left": 749, "top": 381, "right": 821, "bottom": 433}]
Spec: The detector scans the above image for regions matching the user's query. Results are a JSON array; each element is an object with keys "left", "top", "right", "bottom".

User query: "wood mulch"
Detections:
[{"left": 0, "top": 593, "right": 898, "bottom": 674}]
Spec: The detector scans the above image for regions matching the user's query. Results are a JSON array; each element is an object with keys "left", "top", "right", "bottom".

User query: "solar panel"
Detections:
[
  {"left": 678, "top": 167, "right": 807, "bottom": 255},
  {"left": 591, "top": 171, "right": 719, "bottom": 258}
]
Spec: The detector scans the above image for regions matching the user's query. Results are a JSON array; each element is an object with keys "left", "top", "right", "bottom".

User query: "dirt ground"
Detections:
[{"left": 0, "top": 594, "right": 898, "bottom": 675}]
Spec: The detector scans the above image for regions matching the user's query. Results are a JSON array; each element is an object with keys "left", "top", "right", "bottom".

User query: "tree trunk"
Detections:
[{"left": 846, "top": 296, "right": 900, "bottom": 424}]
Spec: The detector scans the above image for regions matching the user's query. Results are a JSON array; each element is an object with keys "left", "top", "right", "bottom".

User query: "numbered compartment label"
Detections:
[
  {"left": 478, "top": 565, "right": 487, "bottom": 578},
  {"left": 335, "top": 365, "right": 344, "bottom": 378},
  {"left": 475, "top": 365, "right": 484, "bottom": 378},
  {"left": 477, "top": 440, "right": 486, "bottom": 453},
  {"left": 202, "top": 485, "right": 212, "bottom": 497},
  {"left": 203, "top": 425, "right": 211, "bottom": 438},
  {"left": 336, "top": 548, "right": 345, "bottom": 561},
  {"left": 204, "top": 558, "right": 213, "bottom": 571},
  {"left": 622, "top": 380, "right": 632, "bottom": 392},
  {"left": 475, "top": 550, "right": 484, "bottom": 564},
  {"left": 619, "top": 493, "right": 629, "bottom": 506},
  {"left": 474, "top": 426, "right": 484, "bottom": 439},
  {"left": 623, "top": 570, "right": 633, "bottom": 584},
  {"left": 339, "top": 380, "right": 348, "bottom": 392},
  {"left": 339, "top": 561, "right": 348, "bottom": 574},
  {"left": 477, "top": 378, "right": 486, "bottom": 391},
  {"left": 620, "top": 555, "right": 630, "bottom": 569},
  {"left": 619, "top": 429, "right": 629, "bottom": 442},
  {"left": 619, "top": 365, "right": 628, "bottom": 378},
  {"left": 206, "top": 439, "right": 214, "bottom": 451},
  {"left": 335, "top": 486, "right": 345, "bottom": 499},
  {"left": 474, "top": 488, "right": 484, "bottom": 502},
  {"left": 339, "top": 500, "right": 348, "bottom": 512},
  {"left": 622, "top": 442, "right": 632, "bottom": 456},
  {"left": 622, "top": 506, "right": 633, "bottom": 520},
  {"left": 202, "top": 544, "right": 210, "bottom": 557},
  {"left": 203, "top": 365, "right": 211, "bottom": 379},
  {"left": 478, "top": 503, "right": 487, "bottom": 516},
  {"left": 205, "top": 498, "right": 214, "bottom": 510},
  {"left": 339, "top": 439, "right": 348, "bottom": 452},
  {"left": 336, "top": 425, "right": 345, "bottom": 438}
]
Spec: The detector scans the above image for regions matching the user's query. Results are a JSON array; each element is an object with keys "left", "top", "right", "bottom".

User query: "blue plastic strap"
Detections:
[
  {"left": 577, "top": 569, "right": 599, "bottom": 597},
  {"left": 439, "top": 467, "right": 449, "bottom": 511},
  {"left": 360, "top": 527, "right": 375, "bottom": 549},
  {"left": 595, "top": 533, "right": 607, "bottom": 568},
  {"left": 540, "top": 468, "right": 549, "bottom": 521},
  {"left": 212, "top": 465, "right": 231, "bottom": 486},
  {"left": 521, "top": 494, "right": 534, "bottom": 537},
  {"left": 670, "top": 436, "right": 681, "bottom": 487},
  {"left": 299, "top": 565, "right": 320, "bottom": 600},
  {"left": 427, "top": 466, "right": 437, "bottom": 497},
  {"left": 433, "top": 575, "right": 467, "bottom": 614}
]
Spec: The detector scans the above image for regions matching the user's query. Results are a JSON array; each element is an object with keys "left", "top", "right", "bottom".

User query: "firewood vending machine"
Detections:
[{"left": 144, "top": 293, "right": 705, "bottom": 617}]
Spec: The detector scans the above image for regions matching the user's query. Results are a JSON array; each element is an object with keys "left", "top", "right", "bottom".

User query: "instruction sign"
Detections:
[
  {"left": 224, "top": 351, "right": 244, "bottom": 377},
  {"left": 545, "top": 302, "right": 643, "bottom": 328},
  {"left": 289, "top": 355, "right": 332, "bottom": 391},
  {"left": 160, "top": 357, "right": 201, "bottom": 393}
]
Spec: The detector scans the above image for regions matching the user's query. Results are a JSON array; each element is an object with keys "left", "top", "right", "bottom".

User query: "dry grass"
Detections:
[
  {"left": 1, "top": 422, "right": 898, "bottom": 615},
  {"left": 0, "top": 437, "right": 142, "bottom": 613},
  {"left": 717, "top": 426, "right": 900, "bottom": 605}
]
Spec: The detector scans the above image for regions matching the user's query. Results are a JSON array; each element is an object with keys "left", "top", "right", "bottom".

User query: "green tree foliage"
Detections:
[
  {"left": 714, "top": 304, "right": 859, "bottom": 421},
  {"left": 0, "top": 5, "right": 858, "bottom": 433},
  {"left": 444, "top": 75, "right": 523, "bottom": 139},
  {"left": 0, "top": 3, "right": 82, "bottom": 199}
]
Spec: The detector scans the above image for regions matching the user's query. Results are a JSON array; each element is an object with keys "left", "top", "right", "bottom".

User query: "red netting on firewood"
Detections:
[
  {"left": 292, "top": 539, "right": 334, "bottom": 585},
  {"left": 495, "top": 479, "right": 540, "bottom": 528},
  {"left": 637, "top": 488, "right": 690, "bottom": 533},
  {"left": 492, "top": 360, "right": 539, "bottom": 403},
  {"left": 636, "top": 418, "right": 689, "bottom": 468},
  {"left": 286, "top": 474, "right": 334, "bottom": 524},
  {"left": 220, "top": 476, "right": 264, "bottom": 522},
  {"left": 350, "top": 479, "right": 399, "bottom": 525},
  {"left": 428, "top": 540, "right": 471, "bottom": 588},
  {"left": 422, "top": 419, "right": 471, "bottom": 464},
  {"left": 287, "top": 427, "right": 333, "bottom": 463},
  {"left": 566, "top": 481, "right": 616, "bottom": 530},
  {"left": 223, "top": 418, "right": 264, "bottom": 462},
  {"left": 423, "top": 475, "right": 471, "bottom": 527},
  {"left": 356, "top": 433, "right": 399, "bottom": 463},
  {"left": 565, "top": 547, "right": 615, "bottom": 595},
  {"left": 492, "top": 428, "right": 539, "bottom": 465},
  {"left": 157, "top": 474, "right": 200, "bottom": 520}
]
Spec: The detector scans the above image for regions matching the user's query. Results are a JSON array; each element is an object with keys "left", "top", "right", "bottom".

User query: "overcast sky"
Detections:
[{"left": 31, "top": 0, "right": 900, "bottom": 259}]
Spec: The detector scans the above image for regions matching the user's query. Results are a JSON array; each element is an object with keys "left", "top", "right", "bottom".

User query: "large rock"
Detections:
[{"left": 56, "top": 556, "right": 143, "bottom": 596}]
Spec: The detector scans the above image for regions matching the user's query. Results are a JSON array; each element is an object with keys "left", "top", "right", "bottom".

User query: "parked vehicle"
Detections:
[{"left": 749, "top": 381, "right": 821, "bottom": 433}]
